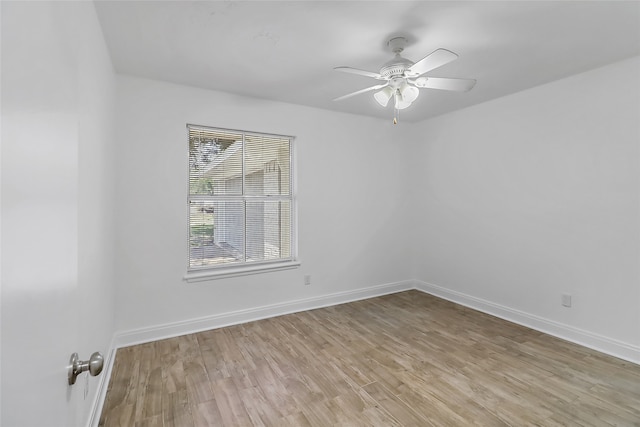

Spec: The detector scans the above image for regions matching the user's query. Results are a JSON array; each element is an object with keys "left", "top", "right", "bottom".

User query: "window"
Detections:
[{"left": 187, "top": 125, "right": 297, "bottom": 279}]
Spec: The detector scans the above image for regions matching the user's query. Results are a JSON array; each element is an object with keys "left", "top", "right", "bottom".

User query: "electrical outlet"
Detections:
[
  {"left": 561, "top": 294, "right": 572, "bottom": 307},
  {"left": 304, "top": 275, "right": 311, "bottom": 286}
]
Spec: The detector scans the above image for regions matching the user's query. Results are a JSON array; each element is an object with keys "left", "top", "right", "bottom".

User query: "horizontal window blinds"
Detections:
[{"left": 188, "top": 125, "right": 294, "bottom": 270}]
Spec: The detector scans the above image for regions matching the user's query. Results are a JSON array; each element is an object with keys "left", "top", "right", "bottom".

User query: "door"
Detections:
[{"left": 2, "top": 2, "right": 84, "bottom": 426}]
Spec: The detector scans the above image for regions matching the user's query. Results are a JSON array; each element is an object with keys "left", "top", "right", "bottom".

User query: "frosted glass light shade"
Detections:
[
  {"left": 395, "top": 95, "right": 410, "bottom": 110},
  {"left": 374, "top": 86, "right": 394, "bottom": 107},
  {"left": 402, "top": 85, "right": 419, "bottom": 103},
  {"left": 395, "top": 85, "right": 419, "bottom": 110}
]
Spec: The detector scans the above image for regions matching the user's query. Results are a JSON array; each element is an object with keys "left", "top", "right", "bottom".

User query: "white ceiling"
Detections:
[{"left": 95, "top": 1, "right": 640, "bottom": 123}]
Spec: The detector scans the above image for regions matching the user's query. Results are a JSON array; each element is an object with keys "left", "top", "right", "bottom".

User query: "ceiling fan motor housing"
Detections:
[
  {"left": 379, "top": 36, "right": 415, "bottom": 78},
  {"left": 380, "top": 56, "right": 414, "bottom": 79}
]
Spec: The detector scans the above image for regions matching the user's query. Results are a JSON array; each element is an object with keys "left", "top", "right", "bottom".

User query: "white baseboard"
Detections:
[
  {"left": 87, "top": 338, "right": 117, "bottom": 427},
  {"left": 113, "top": 280, "right": 414, "bottom": 348},
  {"left": 413, "top": 280, "right": 640, "bottom": 365}
]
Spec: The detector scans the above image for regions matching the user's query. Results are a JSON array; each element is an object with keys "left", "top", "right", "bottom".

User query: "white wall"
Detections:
[
  {"left": 410, "top": 56, "right": 640, "bottom": 359},
  {"left": 1, "top": 2, "right": 116, "bottom": 426},
  {"left": 114, "top": 75, "right": 413, "bottom": 335}
]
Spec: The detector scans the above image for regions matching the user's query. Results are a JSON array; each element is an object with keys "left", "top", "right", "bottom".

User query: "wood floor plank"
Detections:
[
  {"left": 162, "top": 356, "right": 185, "bottom": 395},
  {"left": 211, "top": 377, "right": 252, "bottom": 425},
  {"left": 298, "top": 399, "right": 340, "bottom": 426},
  {"left": 362, "top": 381, "right": 431, "bottom": 426},
  {"left": 191, "top": 400, "right": 224, "bottom": 427},
  {"left": 139, "top": 366, "right": 163, "bottom": 420},
  {"left": 238, "top": 385, "right": 284, "bottom": 426},
  {"left": 100, "top": 291, "right": 640, "bottom": 426},
  {"left": 184, "top": 359, "right": 214, "bottom": 404},
  {"left": 162, "top": 390, "right": 194, "bottom": 427},
  {"left": 133, "top": 414, "right": 163, "bottom": 427},
  {"left": 394, "top": 369, "right": 507, "bottom": 426},
  {"left": 99, "top": 403, "right": 136, "bottom": 427},
  {"left": 276, "top": 411, "right": 313, "bottom": 427}
]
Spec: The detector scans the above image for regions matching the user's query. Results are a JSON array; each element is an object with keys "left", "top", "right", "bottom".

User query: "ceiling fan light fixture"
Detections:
[
  {"left": 373, "top": 86, "right": 394, "bottom": 107},
  {"left": 401, "top": 84, "right": 419, "bottom": 104},
  {"left": 394, "top": 91, "right": 408, "bottom": 110},
  {"left": 394, "top": 84, "right": 419, "bottom": 110},
  {"left": 395, "top": 99, "right": 413, "bottom": 110}
]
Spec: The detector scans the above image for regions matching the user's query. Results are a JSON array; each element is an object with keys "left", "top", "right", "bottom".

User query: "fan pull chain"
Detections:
[{"left": 393, "top": 107, "right": 399, "bottom": 125}]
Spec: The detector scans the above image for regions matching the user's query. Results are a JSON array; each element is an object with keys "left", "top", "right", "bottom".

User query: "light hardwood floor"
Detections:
[{"left": 99, "top": 291, "right": 640, "bottom": 426}]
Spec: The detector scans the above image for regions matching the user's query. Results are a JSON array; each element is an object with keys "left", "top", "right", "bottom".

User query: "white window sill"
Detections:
[{"left": 184, "top": 260, "right": 301, "bottom": 282}]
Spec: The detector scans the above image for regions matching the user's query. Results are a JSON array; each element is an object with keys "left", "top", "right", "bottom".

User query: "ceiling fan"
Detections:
[{"left": 333, "top": 36, "right": 476, "bottom": 123}]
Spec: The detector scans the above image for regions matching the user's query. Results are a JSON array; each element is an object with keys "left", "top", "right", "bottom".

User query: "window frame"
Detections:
[{"left": 184, "top": 124, "right": 299, "bottom": 282}]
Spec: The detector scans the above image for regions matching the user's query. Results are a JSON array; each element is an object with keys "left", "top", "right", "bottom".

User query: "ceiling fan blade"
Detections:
[
  {"left": 416, "top": 77, "right": 476, "bottom": 92},
  {"left": 334, "top": 66, "right": 384, "bottom": 80},
  {"left": 333, "top": 83, "right": 389, "bottom": 101},
  {"left": 406, "top": 48, "right": 459, "bottom": 77}
]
